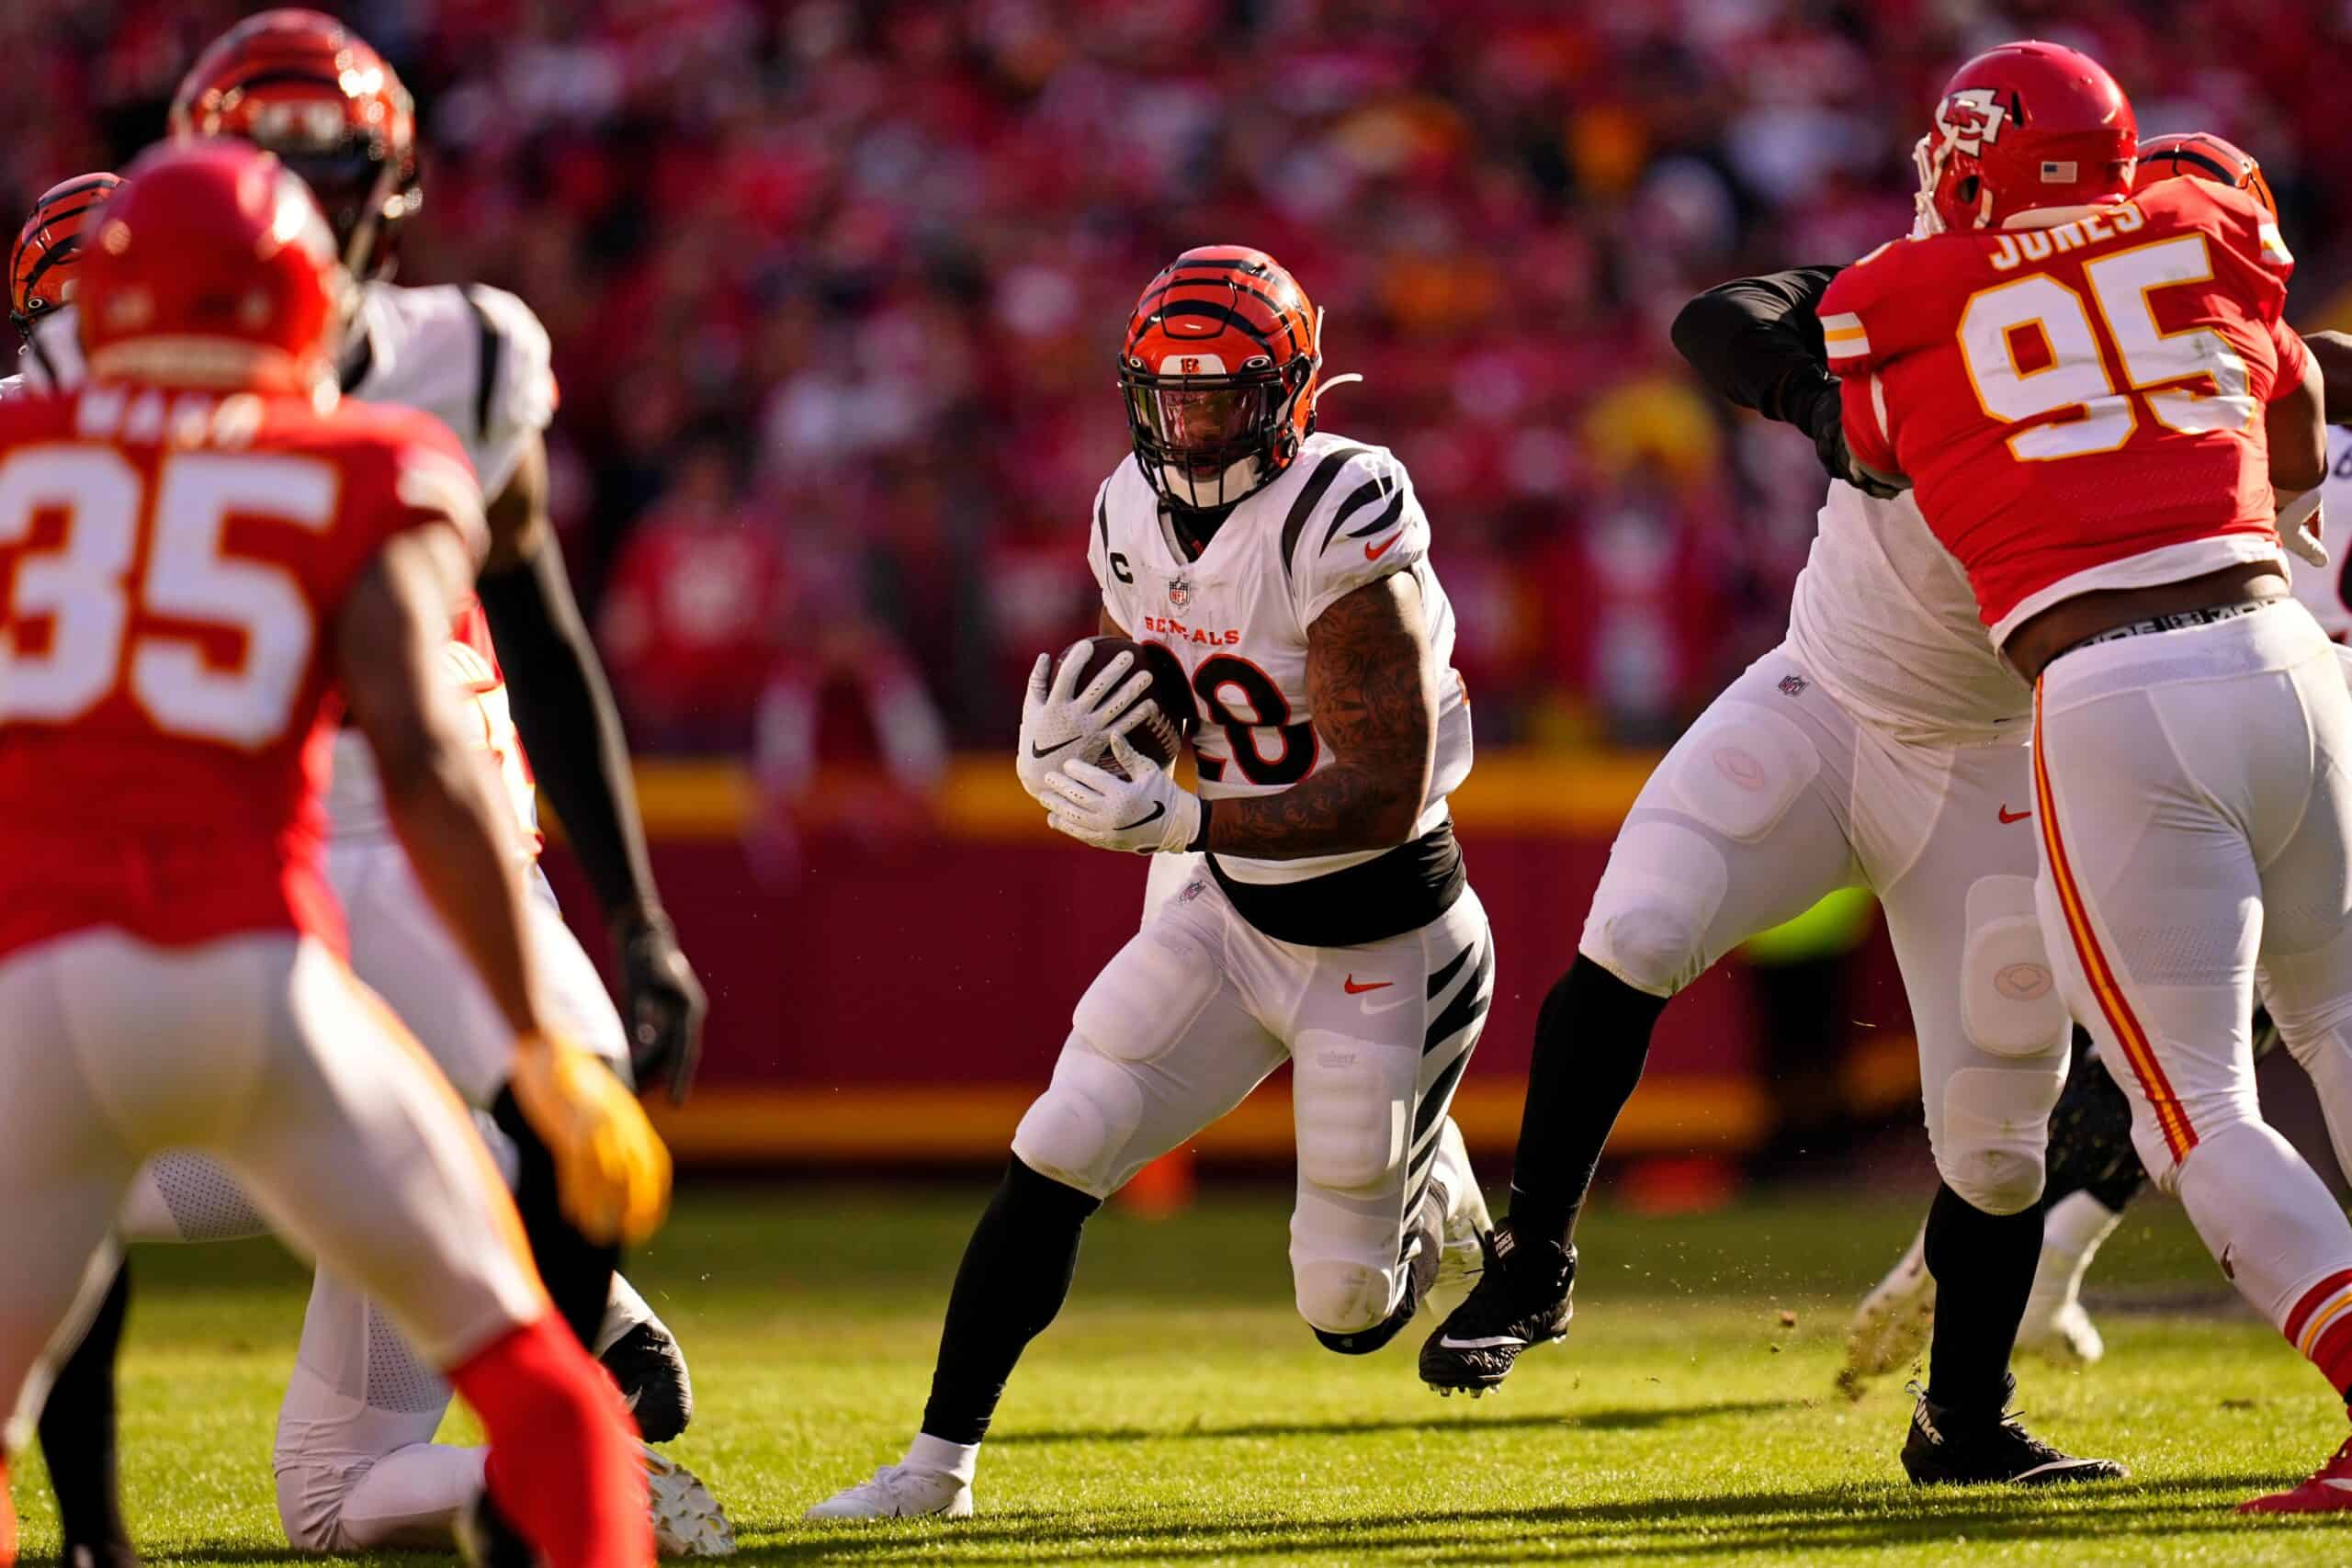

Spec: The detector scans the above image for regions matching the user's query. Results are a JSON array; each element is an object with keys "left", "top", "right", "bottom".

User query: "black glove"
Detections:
[
  {"left": 617, "top": 912, "right": 707, "bottom": 1104},
  {"left": 1796, "top": 373, "right": 1905, "bottom": 500}
]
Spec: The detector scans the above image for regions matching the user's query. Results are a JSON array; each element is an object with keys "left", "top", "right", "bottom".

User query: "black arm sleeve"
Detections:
[
  {"left": 1669, "top": 265, "right": 1846, "bottom": 433},
  {"left": 476, "top": 532, "right": 663, "bottom": 934}
]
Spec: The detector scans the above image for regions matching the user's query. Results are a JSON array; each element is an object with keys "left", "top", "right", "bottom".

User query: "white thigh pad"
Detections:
[
  {"left": 1666, "top": 702, "right": 1822, "bottom": 843},
  {"left": 1292, "top": 1030, "right": 1406, "bottom": 1195},
  {"left": 1961, "top": 874, "right": 2069, "bottom": 1058},
  {"left": 1580, "top": 821, "right": 1729, "bottom": 998},
  {"left": 1069, "top": 915, "right": 1221, "bottom": 1066},
  {"left": 1010, "top": 1039, "right": 1147, "bottom": 1198}
]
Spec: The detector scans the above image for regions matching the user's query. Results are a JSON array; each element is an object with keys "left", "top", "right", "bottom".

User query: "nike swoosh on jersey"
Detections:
[
  {"left": 1114, "top": 803, "right": 1165, "bottom": 832},
  {"left": 1997, "top": 806, "right": 2031, "bottom": 824},
  {"left": 1343, "top": 976, "right": 1393, "bottom": 994},
  {"left": 1364, "top": 532, "right": 1402, "bottom": 562}
]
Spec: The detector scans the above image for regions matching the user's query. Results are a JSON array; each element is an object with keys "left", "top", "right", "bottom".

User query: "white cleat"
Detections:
[
  {"left": 644, "top": 1444, "right": 736, "bottom": 1556},
  {"left": 1840, "top": 1224, "right": 1934, "bottom": 1397},
  {"left": 804, "top": 1463, "right": 973, "bottom": 1522},
  {"left": 1430, "top": 1117, "right": 1492, "bottom": 1291},
  {"left": 2018, "top": 1295, "right": 2105, "bottom": 1367}
]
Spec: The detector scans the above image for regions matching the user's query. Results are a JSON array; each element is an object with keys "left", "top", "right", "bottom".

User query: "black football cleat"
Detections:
[
  {"left": 1900, "top": 1380, "right": 2126, "bottom": 1486},
  {"left": 1418, "top": 1221, "right": 1575, "bottom": 1395},
  {"left": 456, "top": 1488, "right": 537, "bottom": 1568},
  {"left": 601, "top": 1319, "right": 694, "bottom": 1444}
]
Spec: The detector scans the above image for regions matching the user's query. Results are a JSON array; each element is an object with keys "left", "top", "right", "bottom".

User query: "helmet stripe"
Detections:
[
  {"left": 1131, "top": 300, "right": 1278, "bottom": 356},
  {"left": 2161, "top": 147, "right": 2239, "bottom": 184}
]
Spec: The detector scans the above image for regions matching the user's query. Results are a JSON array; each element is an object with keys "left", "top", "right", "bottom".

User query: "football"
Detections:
[{"left": 1047, "top": 636, "right": 1196, "bottom": 773}]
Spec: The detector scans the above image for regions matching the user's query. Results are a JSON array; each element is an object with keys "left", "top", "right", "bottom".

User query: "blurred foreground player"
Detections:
[
  {"left": 1820, "top": 44, "right": 2352, "bottom": 1515},
  {"left": 1419, "top": 49, "right": 2128, "bottom": 1489},
  {"left": 810, "top": 245, "right": 1492, "bottom": 1519},
  {"left": 0, "top": 140, "right": 666, "bottom": 1568},
  {"left": 22, "top": 12, "right": 725, "bottom": 1559}
]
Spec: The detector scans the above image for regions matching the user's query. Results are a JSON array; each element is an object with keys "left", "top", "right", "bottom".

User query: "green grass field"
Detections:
[{"left": 12, "top": 1180, "right": 2352, "bottom": 1567}]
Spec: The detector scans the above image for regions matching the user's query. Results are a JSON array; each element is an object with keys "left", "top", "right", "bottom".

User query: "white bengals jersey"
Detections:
[
  {"left": 2288, "top": 424, "right": 2352, "bottom": 641},
  {"left": 24, "top": 282, "right": 556, "bottom": 843},
  {"left": 1782, "top": 481, "right": 2025, "bottom": 746},
  {"left": 1090, "top": 431, "right": 1473, "bottom": 888}
]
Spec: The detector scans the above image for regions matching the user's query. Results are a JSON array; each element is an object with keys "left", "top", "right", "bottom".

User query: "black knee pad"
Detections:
[{"left": 2043, "top": 1047, "right": 2149, "bottom": 1214}]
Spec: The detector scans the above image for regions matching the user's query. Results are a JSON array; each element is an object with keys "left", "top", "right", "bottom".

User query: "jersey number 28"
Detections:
[
  {"left": 1958, "top": 234, "right": 2255, "bottom": 459},
  {"left": 0, "top": 446, "right": 334, "bottom": 746}
]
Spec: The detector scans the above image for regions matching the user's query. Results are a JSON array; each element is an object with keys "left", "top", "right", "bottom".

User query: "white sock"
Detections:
[
  {"left": 2041, "top": 1190, "right": 2122, "bottom": 1278},
  {"left": 594, "top": 1273, "right": 659, "bottom": 1357},
  {"left": 905, "top": 1432, "right": 979, "bottom": 1484}
]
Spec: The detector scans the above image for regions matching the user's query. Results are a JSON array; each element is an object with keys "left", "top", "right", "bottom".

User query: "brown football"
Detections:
[{"left": 1046, "top": 637, "right": 1196, "bottom": 773}]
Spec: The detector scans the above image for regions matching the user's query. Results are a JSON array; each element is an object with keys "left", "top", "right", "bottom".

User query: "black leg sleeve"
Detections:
[
  {"left": 38, "top": 1259, "right": 136, "bottom": 1568},
  {"left": 492, "top": 1089, "right": 620, "bottom": 1348},
  {"left": 1506, "top": 956, "right": 1670, "bottom": 1248},
  {"left": 1923, "top": 1181, "right": 2041, "bottom": 1416},
  {"left": 919, "top": 1157, "right": 1102, "bottom": 1446},
  {"left": 2042, "top": 1040, "right": 2151, "bottom": 1215}
]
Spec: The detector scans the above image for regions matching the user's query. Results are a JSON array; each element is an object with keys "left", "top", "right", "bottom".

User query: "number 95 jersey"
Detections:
[
  {"left": 1089, "top": 432, "right": 1473, "bottom": 891},
  {"left": 1821, "top": 175, "right": 2301, "bottom": 646}
]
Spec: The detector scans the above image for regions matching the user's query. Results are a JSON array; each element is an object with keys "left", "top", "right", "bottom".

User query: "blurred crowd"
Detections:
[{"left": 7, "top": 0, "right": 2351, "bottom": 783}]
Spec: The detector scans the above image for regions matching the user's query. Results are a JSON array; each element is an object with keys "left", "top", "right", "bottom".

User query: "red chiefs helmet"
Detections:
[
  {"left": 76, "top": 140, "right": 349, "bottom": 397},
  {"left": 1914, "top": 41, "right": 2137, "bottom": 233},
  {"left": 169, "top": 8, "right": 419, "bottom": 278},
  {"left": 1119, "top": 246, "right": 1338, "bottom": 510},
  {"left": 8, "top": 173, "right": 121, "bottom": 343},
  {"left": 2133, "top": 130, "right": 2278, "bottom": 219}
]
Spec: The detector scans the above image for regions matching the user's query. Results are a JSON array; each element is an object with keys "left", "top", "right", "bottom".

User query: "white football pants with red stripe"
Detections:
[{"left": 2033, "top": 600, "right": 2352, "bottom": 1393}]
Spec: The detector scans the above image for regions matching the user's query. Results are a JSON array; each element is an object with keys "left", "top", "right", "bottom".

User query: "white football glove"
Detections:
[
  {"left": 1015, "top": 643, "right": 1157, "bottom": 805},
  {"left": 2278, "top": 486, "right": 2328, "bottom": 570},
  {"left": 1043, "top": 733, "right": 1204, "bottom": 854}
]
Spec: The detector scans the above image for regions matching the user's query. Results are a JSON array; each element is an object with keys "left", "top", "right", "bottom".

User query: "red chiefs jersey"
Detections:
[
  {"left": 0, "top": 383, "right": 482, "bottom": 962},
  {"left": 1820, "top": 177, "right": 2306, "bottom": 644}
]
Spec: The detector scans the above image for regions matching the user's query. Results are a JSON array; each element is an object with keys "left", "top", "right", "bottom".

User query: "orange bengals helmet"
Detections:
[
  {"left": 170, "top": 8, "right": 419, "bottom": 279},
  {"left": 1120, "top": 246, "right": 1325, "bottom": 509},
  {"left": 2133, "top": 131, "right": 2278, "bottom": 218},
  {"left": 9, "top": 172, "right": 121, "bottom": 344},
  {"left": 77, "top": 140, "right": 348, "bottom": 397}
]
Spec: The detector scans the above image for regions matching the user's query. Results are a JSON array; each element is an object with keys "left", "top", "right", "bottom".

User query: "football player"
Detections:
[
  {"left": 19, "top": 11, "right": 724, "bottom": 1561},
  {"left": 1846, "top": 136, "right": 2352, "bottom": 1387},
  {"left": 1819, "top": 43, "right": 2352, "bottom": 1515},
  {"left": 1415, "top": 62, "right": 2132, "bottom": 1490},
  {"left": 0, "top": 135, "right": 665, "bottom": 1568},
  {"left": 808, "top": 246, "right": 1492, "bottom": 1520}
]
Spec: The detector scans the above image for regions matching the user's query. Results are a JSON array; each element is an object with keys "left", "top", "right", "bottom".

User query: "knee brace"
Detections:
[
  {"left": 1960, "top": 875, "right": 2069, "bottom": 1058},
  {"left": 1295, "top": 1260, "right": 1396, "bottom": 1340},
  {"left": 1937, "top": 1065, "right": 2064, "bottom": 1215},
  {"left": 1010, "top": 1040, "right": 1146, "bottom": 1200},
  {"left": 1579, "top": 821, "right": 1729, "bottom": 998},
  {"left": 1292, "top": 1030, "right": 1403, "bottom": 1196}
]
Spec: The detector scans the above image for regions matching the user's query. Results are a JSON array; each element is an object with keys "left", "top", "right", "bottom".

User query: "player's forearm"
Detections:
[
  {"left": 1671, "top": 266, "right": 1844, "bottom": 425},
  {"left": 2268, "top": 350, "right": 2328, "bottom": 493},
  {"left": 381, "top": 748, "right": 547, "bottom": 1040},
  {"left": 1203, "top": 761, "right": 1426, "bottom": 860},
  {"left": 477, "top": 521, "right": 666, "bottom": 936},
  {"left": 1205, "top": 575, "right": 1434, "bottom": 861}
]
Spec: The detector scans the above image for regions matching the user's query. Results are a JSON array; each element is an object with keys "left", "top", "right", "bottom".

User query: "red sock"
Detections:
[
  {"left": 2285, "top": 1269, "right": 2352, "bottom": 1397},
  {"left": 449, "top": 1314, "right": 649, "bottom": 1568},
  {"left": 2, "top": 1459, "right": 16, "bottom": 1568}
]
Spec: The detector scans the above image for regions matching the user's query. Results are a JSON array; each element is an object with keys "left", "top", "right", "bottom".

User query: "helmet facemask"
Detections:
[{"left": 1120, "top": 350, "right": 1317, "bottom": 512}]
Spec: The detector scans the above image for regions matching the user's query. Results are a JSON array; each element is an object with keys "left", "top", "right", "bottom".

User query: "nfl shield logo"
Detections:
[
  {"left": 1169, "top": 575, "right": 1191, "bottom": 610},
  {"left": 1779, "top": 672, "right": 1808, "bottom": 696}
]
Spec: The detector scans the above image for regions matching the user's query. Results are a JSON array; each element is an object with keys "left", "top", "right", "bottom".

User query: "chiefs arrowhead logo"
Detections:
[{"left": 1936, "top": 87, "right": 2008, "bottom": 155}]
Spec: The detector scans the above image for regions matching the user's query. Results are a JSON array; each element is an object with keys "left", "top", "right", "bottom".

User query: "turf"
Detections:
[{"left": 11, "top": 1181, "right": 2352, "bottom": 1566}]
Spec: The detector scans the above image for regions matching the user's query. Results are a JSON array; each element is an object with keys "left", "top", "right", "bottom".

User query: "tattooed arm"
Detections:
[{"left": 1204, "top": 573, "right": 1437, "bottom": 860}]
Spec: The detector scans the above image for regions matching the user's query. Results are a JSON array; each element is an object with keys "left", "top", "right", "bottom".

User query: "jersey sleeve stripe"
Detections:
[
  {"left": 1819, "top": 311, "right": 1867, "bottom": 342},
  {"left": 1279, "top": 445, "right": 1372, "bottom": 582},
  {"left": 1869, "top": 374, "right": 1892, "bottom": 446},
  {"left": 1328, "top": 489, "right": 1404, "bottom": 551},
  {"left": 462, "top": 287, "right": 504, "bottom": 442},
  {"left": 2259, "top": 222, "right": 2293, "bottom": 266},
  {"left": 1095, "top": 486, "right": 1110, "bottom": 555}
]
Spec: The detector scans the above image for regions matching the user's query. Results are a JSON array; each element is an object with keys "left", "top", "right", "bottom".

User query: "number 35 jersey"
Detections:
[
  {"left": 0, "top": 385, "right": 483, "bottom": 964},
  {"left": 1821, "top": 175, "right": 2302, "bottom": 646},
  {"left": 1089, "top": 433, "right": 1474, "bottom": 924}
]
